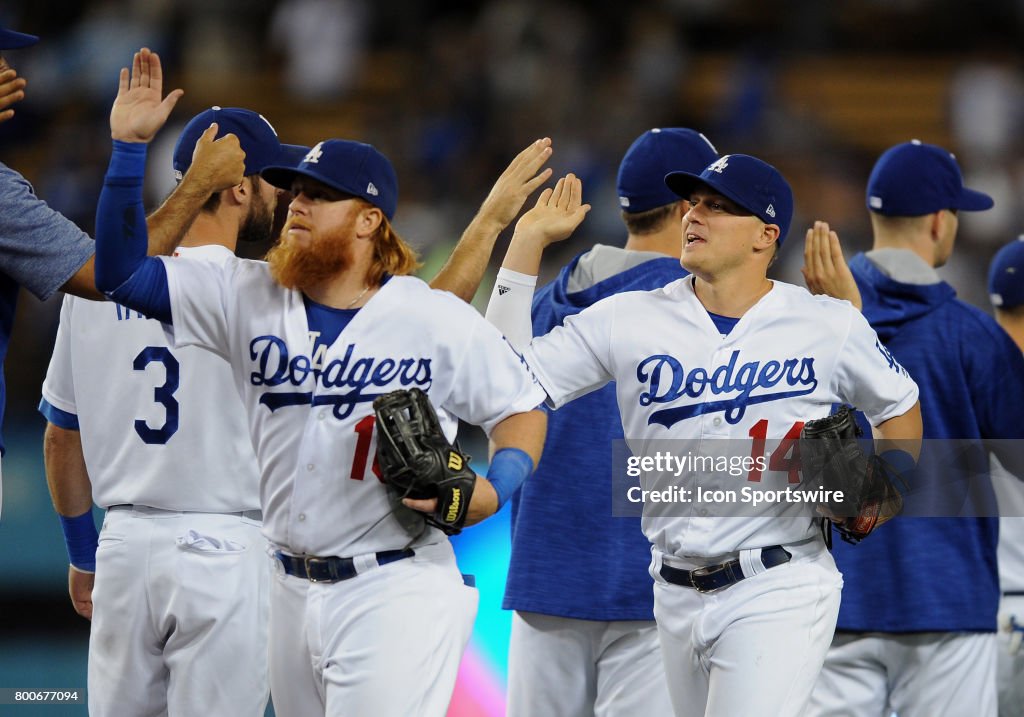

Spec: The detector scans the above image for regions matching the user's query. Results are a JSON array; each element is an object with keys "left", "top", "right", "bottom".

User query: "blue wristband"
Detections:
[
  {"left": 59, "top": 511, "right": 99, "bottom": 573},
  {"left": 109, "top": 140, "right": 148, "bottom": 178},
  {"left": 487, "top": 447, "right": 535, "bottom": 509},
  {"left": 878, "top": 449, "right": 916, "bottom": 496}
]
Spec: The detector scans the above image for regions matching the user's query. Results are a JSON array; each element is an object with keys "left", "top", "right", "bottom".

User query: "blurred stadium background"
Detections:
[{"left": 1, "top": 0, "right": 1023, "bottom": 714}]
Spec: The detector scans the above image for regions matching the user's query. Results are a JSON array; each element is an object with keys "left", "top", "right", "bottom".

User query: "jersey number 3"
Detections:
[{"left": 133, "top": 347, "right": 180, "bottom": 445}]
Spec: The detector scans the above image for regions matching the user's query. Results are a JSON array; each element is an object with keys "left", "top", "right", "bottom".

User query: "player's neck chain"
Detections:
[{"left": 345, "top": 285, "right": 371, "bottom": 309}]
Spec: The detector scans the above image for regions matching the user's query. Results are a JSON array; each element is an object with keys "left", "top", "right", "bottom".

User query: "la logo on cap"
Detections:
[{"left": 707, "top": 156, "right": 730, "bottom": 174}]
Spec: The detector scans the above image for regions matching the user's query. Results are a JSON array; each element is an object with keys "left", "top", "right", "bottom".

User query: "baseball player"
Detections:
[
  {"left": 486, "top": 155, "right": 922, "bottom": 717},
  {"left": 803, "top": 140, "right": 1024, "bottom": 717},
  {"left": 39, "top": 90, "right": 306, "bottom": 714},
  {"left": 987, "top": 237, "right": 1024, "bottom": 716},
  {"left": 90, "top": 53, "right": 548, "bottom": 717},
  {"left": 0, "top": 41, "right": 243, "bottom": 518},
  {"left": 488, "top": 128, "right": 716, "bottom": 717}
]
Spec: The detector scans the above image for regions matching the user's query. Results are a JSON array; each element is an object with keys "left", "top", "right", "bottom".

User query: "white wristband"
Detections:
[{"left": 485, "top": 268, "right": 538, "bottom": 352}]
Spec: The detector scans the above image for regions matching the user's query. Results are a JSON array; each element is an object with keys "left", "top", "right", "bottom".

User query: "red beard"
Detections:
[{"left": 267, "top": 217, "right": 354, "bottom": 292}]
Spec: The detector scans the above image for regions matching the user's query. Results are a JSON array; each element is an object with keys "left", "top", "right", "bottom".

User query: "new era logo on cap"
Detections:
[
  {"left": 866, "top": 139, "right": 994, "bottom": 217},
  {"left": 262, "top": 139, "right": 399, "bottom": 220},
  {"left": 664, "top": 153, "right": 795, "bottom": 245}
]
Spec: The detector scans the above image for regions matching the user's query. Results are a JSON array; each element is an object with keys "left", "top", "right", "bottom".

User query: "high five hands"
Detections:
[
  {"left": 802, "top": 220, "right": 862, "bottom": 310},
  {"left": 109, "top": 47, "right": 184, "bottom": 143},
  {"left": 514, "top": 173, "right": 592, "bottom": 250}
]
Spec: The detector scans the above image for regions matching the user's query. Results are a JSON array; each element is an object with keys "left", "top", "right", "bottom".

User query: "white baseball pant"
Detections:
[
  {"left": 268, "top": 540, "right": 477, "bottom": 717},
  {"left": 652, "top": 536, "right": 842, "bottom": 717},
  {"left": 507, "top": 611, "right": 674, "bottom": 717},
  {"left": 88, "top": 506, "right": 270, "bottom": 717},
  {"left": 810, "top": 631, "right": 997, "bottom": 717}
]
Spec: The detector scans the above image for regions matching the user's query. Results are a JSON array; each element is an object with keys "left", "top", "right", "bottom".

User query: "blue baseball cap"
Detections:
[
  {"left": 261, "top": 139, "right": 399, "bottom": 220},
  {"left": 989, "top": 235, "right": 1024, "bottom": 309},
  {"left": 665, "top": 154, "right": 794, "bottom": 244},
  {"left": 0, "top": 25, "right": 39, "bottom": 50},
  {"left": 280, "top": 144, "right": 311, "bottom": 169},
  {"left": 617, "top": 128, "right": 719, "bottom": 213},
  {"left": 866, "top": 140, "right": 994, "bottom": 217},
  {"left": 173, "top": 107, "right": 286, "bottom": 179}
]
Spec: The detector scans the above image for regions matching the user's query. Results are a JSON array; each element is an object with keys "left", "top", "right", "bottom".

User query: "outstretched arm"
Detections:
[
  {"left": 63, "top": 47, "right": 188, "bottom": 300},
  {"left": 429, "top": 138, "right": 553, "bottom": 302},
  {"left": 802, "top": 220, "right": 862, "bottom": 310},
  {"left": 484, "top": 173, "right": 590, "bottom": 350},
  {"left": 94, "top": 49, "right": 243, "bottom": 319}
]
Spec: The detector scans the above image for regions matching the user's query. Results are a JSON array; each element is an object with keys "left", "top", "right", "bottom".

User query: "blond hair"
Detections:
[{"left": 367, "top": 217, "right": 421, "bottom": 287}]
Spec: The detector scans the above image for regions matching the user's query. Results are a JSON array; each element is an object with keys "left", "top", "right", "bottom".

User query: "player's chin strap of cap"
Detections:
[
  {"left": 275, "top": 549, "right": 414, "bottom": 583},
  {"left": 659, "top": 546, "right": 792, "bottom": 593}
]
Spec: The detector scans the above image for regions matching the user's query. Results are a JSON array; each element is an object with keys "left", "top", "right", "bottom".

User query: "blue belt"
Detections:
[
  {"left": 275, "top": 549, "right": 414, "bottom": 583},
  {"left": 659, "top": 545, "right": 792, "bottom": 593}
]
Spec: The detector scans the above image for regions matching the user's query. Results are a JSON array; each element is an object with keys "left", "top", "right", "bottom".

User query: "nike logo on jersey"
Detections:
[
  {"left": 636, "top": 349, "right": 818, "bottom": 427},
  {"left": 249, "top": 336, "right": 432, "bottom": 419}
]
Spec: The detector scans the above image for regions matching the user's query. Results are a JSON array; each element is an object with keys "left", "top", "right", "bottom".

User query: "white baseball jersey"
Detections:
[
  {"left": 161, "top": 258, "right": 544, "bottom": 558},
  {"left": 42, "top": 245, "right": 260, "bottom": 512},
  {"left": 522, "top": 277, "right": 919, "bottom": 558},
  {"left": 993, "top": 454, "right": 1024, "bottom": 593}
]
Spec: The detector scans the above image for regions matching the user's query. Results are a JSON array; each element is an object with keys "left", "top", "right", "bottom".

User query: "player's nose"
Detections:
[
  {"left": 288, "top": 192, "right": 311, "bottom": 214},
  {"left": 683, "top": 202, "right": 702, "bottom": 224}
]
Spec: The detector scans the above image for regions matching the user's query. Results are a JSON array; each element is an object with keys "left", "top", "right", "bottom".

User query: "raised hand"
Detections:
[
  {"left": 476, "top": 138, "right": 554, "bottom": 231},
  {"left": 802, "top": 220, "right": 862, "bottom": 310},
  {"left": 513, "top": 173, "right": 591, "bottom": 249},
  {"left": 109, "top": 47, "right": 184, "bottom": 143},
  {"left": 183, "top": 123, "right": 246, "bottom": 195},
  {"left": 0, "top": 60, "right": 27, "bottom": 124}
]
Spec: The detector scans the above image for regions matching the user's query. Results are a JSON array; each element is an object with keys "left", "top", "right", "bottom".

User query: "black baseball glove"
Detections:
[
  {"left": 373, "top": 388, "right": 476, "bottom": 536},
  {"left": 799, "top": 405, "right": 907, "bottom": 544}
]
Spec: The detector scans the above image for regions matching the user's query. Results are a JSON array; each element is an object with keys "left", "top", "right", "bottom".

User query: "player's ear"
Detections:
[
  {"left": 928, "top": 209, "right": 948, "bottom": 241},
  {"left": 356, "top": 205, "right": 384, "bottom": 239},
  {"left": 228, "top": 177, "right": 251, "bottom": 206},
  {"left": 756, "top": 222, "right": 780, "bottom": 250}
]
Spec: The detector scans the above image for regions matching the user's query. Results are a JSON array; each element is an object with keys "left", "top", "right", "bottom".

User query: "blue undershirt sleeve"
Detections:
[{"left": 95, "top": 140, "right": 171, "bottom": 323}]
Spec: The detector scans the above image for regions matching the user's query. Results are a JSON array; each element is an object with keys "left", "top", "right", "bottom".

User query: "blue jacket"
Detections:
[
  {"left": 0, "top": 163, "right": 94, "bottom": 454},
  {"left": 833, "top": 253, "right": 1024, "bottom": 632},
  {"left": 502, "top": 250, "right": 687, "bottom": 620}
]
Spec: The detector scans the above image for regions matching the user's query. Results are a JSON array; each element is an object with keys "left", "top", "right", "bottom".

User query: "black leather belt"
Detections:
[
  {"left": 660, "top": 545, "right": 791, "bottom": 593},
  {"left": 275, "top": 549, "right": 415, "bottom": 583}
]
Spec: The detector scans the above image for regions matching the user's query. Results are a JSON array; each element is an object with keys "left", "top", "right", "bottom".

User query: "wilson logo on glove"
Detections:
[{"left": 373, "top": 388, "right": 476, "bottom": 536}]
